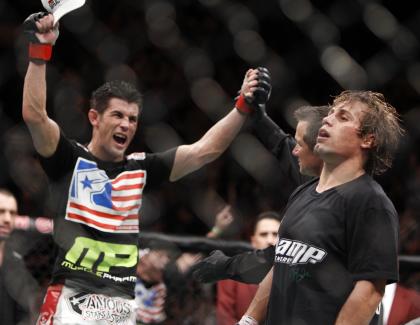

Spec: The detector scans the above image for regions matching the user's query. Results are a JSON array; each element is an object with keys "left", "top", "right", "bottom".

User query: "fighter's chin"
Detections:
[
  {"left": 301, "top": 167, "right": 319, "bottom": 178},
  {"left": 314, "top": 143, "right": 322, "bottom": 154},
  {"left": 314, "top": 143, "right": 330, "bottom": 158},
  {"left": 109, "top": 145, "right": 128, "bottom": 161},
  {"left": 102, "top": 151, "right": 123, "bottom": 163}
]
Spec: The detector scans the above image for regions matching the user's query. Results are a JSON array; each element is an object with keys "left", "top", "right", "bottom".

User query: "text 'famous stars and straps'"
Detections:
[{"left": 67, "top": 292, "right": 133, "bottom": 325}]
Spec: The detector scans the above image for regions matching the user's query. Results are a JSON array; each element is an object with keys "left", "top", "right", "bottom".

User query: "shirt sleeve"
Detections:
[
  {"left": 143, "top": 148, "right": 177, "bottom": 189},
  {"left": 346, "top": 201, "right": 399, "bottom": 284},
  {"left": 38, "top": 131, "right": 80, "bottom": 181}
]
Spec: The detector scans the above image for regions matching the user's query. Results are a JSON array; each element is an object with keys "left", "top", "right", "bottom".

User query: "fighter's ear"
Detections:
[
  {"left": 361, "top": 134, "right": 376, "bottom": 149},
  {"left": 88, "top": 109, "right": 99, "bottom": 126}
]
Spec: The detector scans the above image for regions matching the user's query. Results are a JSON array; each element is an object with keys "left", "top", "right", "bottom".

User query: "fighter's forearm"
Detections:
[
  {"left": 22, "top": 62, "right": 48, "bottom": 124},
  {"left": 22, "top": 62, "right": 60, "bottom": 157},
  {"left": 244, "top": 267, "right": 273, "bottom": 322},
  {"left": 335, "top": 280, "right": 385, "bottom": 325},
  {"left": 170, "top": 109, "right": 247, "bottom": 181}
]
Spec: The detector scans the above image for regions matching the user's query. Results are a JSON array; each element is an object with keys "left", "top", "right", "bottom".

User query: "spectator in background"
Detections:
[
  {"left": 217, "top": 211, "right": 281, "bottom": 325},
  {"left": 135, "top": 249, "right": 169, "bottom": 324},
  {"left": 207, "top": 205, "right": 234, "bottom": 239},
  {"left": 0, "top": 188, "right": 40, "bottom": 324},
  {"left": 382, "top": 282, "right": 420, "bottom": 325},
  {"left": 135, "top": 205, "right": 234, "bottom": 324}
]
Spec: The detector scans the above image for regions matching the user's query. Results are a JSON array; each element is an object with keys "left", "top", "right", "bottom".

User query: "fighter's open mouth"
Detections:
[
  {"left": 318, "top": 129, "right": 329, "bottom": 138},
  {"left": 113, "top": 134, "right": 127, "bottom": 144}
]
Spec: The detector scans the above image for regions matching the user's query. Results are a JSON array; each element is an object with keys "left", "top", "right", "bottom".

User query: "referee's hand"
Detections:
[{"left": 191, "top": 250, "right": 231, "bottom": 283}]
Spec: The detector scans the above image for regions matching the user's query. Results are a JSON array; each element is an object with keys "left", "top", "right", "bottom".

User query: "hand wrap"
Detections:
[
  {"left": 236, "top": 315, "right": 259, "bottom": 325},
  {"left": 23, "top": 12, "right": 53, "bottom": 62}
]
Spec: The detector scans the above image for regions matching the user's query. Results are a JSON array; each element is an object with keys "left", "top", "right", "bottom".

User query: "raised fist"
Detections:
[
  {"left": 253, "top": 67, "right": 271, "bottom": 107},
  {"left": 23, "top": 12, "right": 59, "bottom": 45},
  {"left": 236, "top": 67, "right": 272, "bottom": 114}
]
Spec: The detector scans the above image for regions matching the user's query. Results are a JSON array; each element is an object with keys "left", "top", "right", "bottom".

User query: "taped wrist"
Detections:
[
  {"left": 235, "top": 94, "right": 253, "bottom": 114},
  {"left": 29, "top": 43, "right": 52, "bottom": 62},
  {"left": 238, "top": 315, "right": 258, "bottom": 325},
  {"left": 210, "top": 226, "right": 221, "bottom": 236}
]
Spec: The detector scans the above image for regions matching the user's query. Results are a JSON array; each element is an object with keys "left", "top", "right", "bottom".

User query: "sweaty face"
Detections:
[
  {"left": 89, "top": 98, "right": 139, "bottom": 162},
  {"left": 315, "top": 101, "right": 368, "bottom": 163},
  {"left": 0, "top": 193, "right": 17, "bottom": 240},
  {"left": 251, "top": 218, "right": 281, "bottom": 249},
  {"left": 292, "top": 121, "right": 323, "bottom": 177}
]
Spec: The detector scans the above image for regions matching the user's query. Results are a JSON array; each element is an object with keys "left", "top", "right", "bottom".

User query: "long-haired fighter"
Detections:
[{"left": 240, "top": 91, "right": 403, "bottom": 325}]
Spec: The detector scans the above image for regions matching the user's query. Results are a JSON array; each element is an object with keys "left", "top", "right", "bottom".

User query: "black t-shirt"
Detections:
[
  {"left": 39, "top": 132, "right": 176, "bottom": 297},
  {"left": 267, "top": 174, "right": 399, "bottom": 325}
]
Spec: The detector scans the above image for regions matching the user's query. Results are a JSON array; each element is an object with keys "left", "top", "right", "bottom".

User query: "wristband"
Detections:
[
  {"left": 235, "top": 94, "right": 253, "bottom": 114},
  {"left": 210, "top": 226, "right": 221, "bottom": 236},
  {"left": 238, "top": 315, "right": 258, "bottom": 325},
  {"left": 29, "top": 43, "right": 52, "bottom": 62}
]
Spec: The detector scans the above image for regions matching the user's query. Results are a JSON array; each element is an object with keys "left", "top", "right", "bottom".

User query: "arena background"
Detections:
[{"left": 0, "top": 0, "right": 419, "bottom": 320}]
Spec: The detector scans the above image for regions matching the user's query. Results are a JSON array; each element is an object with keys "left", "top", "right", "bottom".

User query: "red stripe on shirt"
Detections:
[
  {"left": 111, "top": 195, "right": 141, "bottom": 202},
  {"left": 112, "top": 184, "right": 143, "bottom": 191},
  {"left": 112, "top": 172, "right": 144, "bottom": 183},
  {"left": 67, "top": 213, "right": 138, "bottom": 231},
  {"left": 69, "top": 202, "right": 137, "bottom": 220}
]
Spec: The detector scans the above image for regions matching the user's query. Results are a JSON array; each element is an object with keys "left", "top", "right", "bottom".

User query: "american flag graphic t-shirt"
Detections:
[{"left": 66, "top": 157, "right": 145, "bottom": 233}]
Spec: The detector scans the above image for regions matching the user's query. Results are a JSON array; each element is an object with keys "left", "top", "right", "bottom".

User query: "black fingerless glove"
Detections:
[
  {"left": 235, "top": 67, "right": 272, "bottom": 115},
  {"left": 191, "top": 250, "right": 232, "bottom": 283},
  {"left": 23, "top": 12, "right": 53, "bottom": 62}
]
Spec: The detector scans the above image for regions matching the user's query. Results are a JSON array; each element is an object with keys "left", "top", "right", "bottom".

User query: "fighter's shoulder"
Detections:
[
  {"left": 341, "top": 174, "right": 394, "bottom": 209},
  {"left": 289, "top": 177, "right": 318, "bottom": 200}
]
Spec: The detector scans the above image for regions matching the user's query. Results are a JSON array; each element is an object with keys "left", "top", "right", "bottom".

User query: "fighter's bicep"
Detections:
[{"left": 27, "top": 117, "right": 60, "bottom": 157}]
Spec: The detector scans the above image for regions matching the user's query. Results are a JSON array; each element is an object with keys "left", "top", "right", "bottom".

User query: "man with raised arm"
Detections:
[
  {"left": 21, "top": 12, "right": 271, "bottom": 325},
  {"left": 192, "top": 105, "right": 328, "bottom": 284}
]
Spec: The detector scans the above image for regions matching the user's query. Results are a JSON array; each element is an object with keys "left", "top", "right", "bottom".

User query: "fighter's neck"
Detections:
[
  {"left": 316, "top": 159, "right": 365, "bottom": 193},
  {"left": 86, "top": 141, "right": 125, "bottom": 163}
]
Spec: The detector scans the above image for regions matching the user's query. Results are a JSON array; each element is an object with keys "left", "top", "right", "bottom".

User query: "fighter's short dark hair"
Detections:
[
  {"left": 90, "top": 80, "right": 143, "bottom": 114},
  {"left": 294, "top": 105, "right": 330, "bottom": 151}
]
